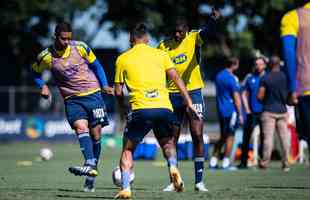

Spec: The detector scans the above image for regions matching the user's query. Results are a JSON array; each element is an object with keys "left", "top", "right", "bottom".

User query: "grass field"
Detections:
[{"left": 0, "top": 142, "right": 310, "bottom": 200}]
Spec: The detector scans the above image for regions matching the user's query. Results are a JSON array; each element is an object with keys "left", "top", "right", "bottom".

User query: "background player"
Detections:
[
  {"left": 114, "top": 23, "right": 199, "bottom": 199},
  {"left": 31, "top": 21, "right": 113, "bottom": 192},
  {"left": 158, "top": 9, "right": 220, "bottom": 192},
  {"left": 209, "top": 57, "right": 243, "bottom": 169},
  {"left": 239, "top": 57, "right": 266, "bottom": 169}
]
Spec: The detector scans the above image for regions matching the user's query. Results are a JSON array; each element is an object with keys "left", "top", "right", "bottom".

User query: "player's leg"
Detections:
[
  {"left": 276, "top": 113, "right": 290, "bottom": 171},
  {"left": 154, "top": 109, "right": 184, "bottom": 192},
  {"left": 115, "top": 109, "right": 151, "bottom": 199},
  {"left": 84, "top": 93, "right": 109, "bottom": 192},
  {"left": 64, "top": 97, "right": 97, "bottom": 177},
  {"left": 162, "top": 93, "right": 185, "bottom": 192},
  {"left": 222, "top": 112, "right": 238, "bottom": 169},
  {"left": 239, "top": 114, "right": 254, "bottom": 168},
  {"left": 187, "top": 89, "right": 207, "bottom": 191},
  {"left": 209, "top": 117, "right": 226, "bottom": 169},
  {"left": 259, "top": 112, "right": 276, "bottom": 169},
  {"left": 297, "top": 96, "right": 310, "bottom": 160}
]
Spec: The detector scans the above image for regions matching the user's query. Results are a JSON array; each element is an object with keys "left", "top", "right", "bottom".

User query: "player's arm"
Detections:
[
  {"left": 257, "top": 76, "right": 266, "bottom": 101},
  {"left": 199, "top": 8, "right": 220, "bottom": 43},
  {"left": 78, "top": 41, "right": 113, "bottom": 95},
  {"left": 231, "top": 78, "right": 243, "bottom": 125},
  {"left": 31, "top": 50, "right": 51, "bottom": 99},
  {"left": 280, "top": 11, "right": 298, "bottom": 104},
  {"left": 114, "top": 57, "right": 127, "bottom": 117},
  {"left": 241, "top": 75, "right": 251, "bottom": 114}
]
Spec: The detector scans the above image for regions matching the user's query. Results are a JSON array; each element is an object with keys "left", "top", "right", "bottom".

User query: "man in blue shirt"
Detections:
[
  {"left": 209, "top": 57, "right": 243, "bottom": 169},
  {"left": 238, "top": 57, "right": 266, "bottom": 169}
]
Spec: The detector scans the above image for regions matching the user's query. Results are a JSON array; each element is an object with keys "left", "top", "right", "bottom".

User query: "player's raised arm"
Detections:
[{"left": 199, "top": 8, "right": 220, "bottom": 42}]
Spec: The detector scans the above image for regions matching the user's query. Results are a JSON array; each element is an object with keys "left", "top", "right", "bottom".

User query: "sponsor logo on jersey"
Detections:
[{"left": 173, "top": 53, "right": 187, "bottom": 64}]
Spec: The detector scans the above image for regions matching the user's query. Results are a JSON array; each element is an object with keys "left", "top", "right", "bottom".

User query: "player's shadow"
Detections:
[{"left": 252, "top": 186, "right": 310, "bottom": 190}]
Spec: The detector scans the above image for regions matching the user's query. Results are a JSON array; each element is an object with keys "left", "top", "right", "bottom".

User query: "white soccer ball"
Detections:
[
  {"left": 39, "top": 148, "right": 53, "bottom": 161},
  {"left": 112, "top": 166, "right": 135, "bottom": 187}
]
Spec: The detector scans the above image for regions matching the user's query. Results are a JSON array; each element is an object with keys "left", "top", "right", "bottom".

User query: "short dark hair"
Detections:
[
  {"left": 55, "top": 21, "right": 72, "bottom": 35},
  {"left": 225, "top": 56, "right": 239, "bottom": 68},
  {"left": 130, "top": 23, "right": 148, "bottom": 40}
]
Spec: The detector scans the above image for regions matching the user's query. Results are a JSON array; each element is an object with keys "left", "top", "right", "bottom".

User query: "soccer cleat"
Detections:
[
  {"left": 169, "top": 166, "right": 184, "bottom": 192},
  {"left": 162, "top": 183, "right": 175, "bottom": 192},
  {"left": 68, "top": 165, "right": 98, "bottom": 177},
  {"left": 195, "top": 182, "right": 209, "bottom": 192},
  {"left": 114, "top": 188, "right": 132, "bottom": 199}
]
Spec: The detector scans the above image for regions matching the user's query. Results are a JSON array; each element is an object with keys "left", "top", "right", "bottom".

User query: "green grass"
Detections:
[{"left": 0, "top": 142, "right": 310, "bottom": 200}]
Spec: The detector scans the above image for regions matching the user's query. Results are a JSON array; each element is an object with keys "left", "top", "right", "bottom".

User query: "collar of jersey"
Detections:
[{"left": 53, "top": 45, "right": 71, "bottom": 58}]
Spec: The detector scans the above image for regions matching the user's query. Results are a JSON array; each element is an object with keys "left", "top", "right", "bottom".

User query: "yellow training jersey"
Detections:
[
  {"left": 115, "top": 43, "right": 175, "bottom": 111},
  {"left": 158, "top": 31, "right": 204, "bottom": 93},
  {"left": 31, "top": 40, "right": 99, "bottom": 98},
  {"left": 281, "top": 2, "right": 310, "bottom": 37}
]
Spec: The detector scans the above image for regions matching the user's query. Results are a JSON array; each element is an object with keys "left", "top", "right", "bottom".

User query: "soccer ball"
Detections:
[
  {"left": 39, "top": 148, "right": 53, "bottom": 161},
  {"left": 112, "top": 166, "right": 135, "bottom": 187}
]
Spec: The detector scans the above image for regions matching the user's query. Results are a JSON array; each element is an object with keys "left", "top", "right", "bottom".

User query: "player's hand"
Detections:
[
  {"left": 187, "top": 104, "right": 202, "bottom": 120},
  {"left": 287, "top": 92, "right": 298, "bottom": 105},
  {"left": 102, "top": 86, "right": 114, "bottom": 95},
  {"left": 40, "top": 85, "right": 50, "bottom": 99},
  {"left": 211, "top": 8, "right": 221, "bottom": 20}
]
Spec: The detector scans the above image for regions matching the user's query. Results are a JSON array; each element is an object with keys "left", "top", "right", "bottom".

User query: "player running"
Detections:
[
  {"left": 158, "top": 9, "right": 220, "bottom": 192},
  {"left": 31, "top": 22, "right": 113, "bottom": 192},
  {"left": 114, "top": 23, "right": 199, "bottom": 199}
]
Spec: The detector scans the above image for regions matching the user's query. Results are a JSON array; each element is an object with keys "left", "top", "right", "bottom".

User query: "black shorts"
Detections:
[{"left": 124, "top": 108, "right": 179, "bottom": 143}]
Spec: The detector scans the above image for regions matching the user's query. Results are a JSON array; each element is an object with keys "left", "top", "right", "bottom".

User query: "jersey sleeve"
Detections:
[
  {"left": 114, "top": 56, "right": 125, "bottom": 83},
  {"left": 31, "top": 49, "right": 52, "bottom": 73},
  {"left": 230, "top": 76, "right": 240, "bottom": 93},
  {"left": 241, "top": 74, "right": 251, "bottom": 91},
  {"left": 162, "top": 52, "right": 175, "bottom": 71},
  {"left": 190, "top": 31, "right": 204, "bottom": 47},
  {"left": 76, "top": 41, "right": 97, "bottom": 63},
  {"left": 280, "top": 10, "right": 299, "bottom": 37}
]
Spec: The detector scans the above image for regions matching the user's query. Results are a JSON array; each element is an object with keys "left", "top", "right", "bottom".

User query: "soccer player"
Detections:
[
  {"left": 158, "top": 9, "right": 220, "bottom": 192},
  {"left": 114, "top": 23, "right": 199, "bottom": 199},
  {"left": 31, "top": 22, "right": 113, "bottom": 192},
  {"left": 281, "top": 1, "right": 310, "bottom": 162},
  {"left": 238, "top": 57, "right": 266, "bottom": 169},
  {"left": 209, "top": 57, "right": 243, "bottom": 169}
]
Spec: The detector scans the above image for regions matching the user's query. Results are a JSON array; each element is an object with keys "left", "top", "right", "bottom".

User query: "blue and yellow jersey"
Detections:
[
  {"left": 158, "top": 31, "right": 204, "bottom": 93},
  {"left": 281, "top": 3, "right": 310, "bottom": 37},
  {"left": 31, "top": 41, "right": 100, "bottom": 98},
  {"left": 115, "top": 43, "right": 174, "bottom": 111},
  {"left": 32, "top": 40, "right": 96, "bottom": 73}
]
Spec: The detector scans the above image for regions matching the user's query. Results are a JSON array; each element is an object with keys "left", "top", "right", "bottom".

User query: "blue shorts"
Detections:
[
  {"left": 219, "top": 112, "right": 238, "bottom": 136},
  {"left": 169, "top": 89, "right": 205, "bottom": 123},
  {"left": 124, "top": 108, "right": 179, "bottom": 143},
  {"left": 64, "top": 91, "right": 109, "bottom": 129}
]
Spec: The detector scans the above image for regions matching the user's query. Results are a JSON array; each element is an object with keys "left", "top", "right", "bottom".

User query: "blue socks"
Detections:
[
  {"left": 167, "top": 157, "right": 177, "bottom": 167},
  {"left": 121, "top": 170, "right": 131, "bottom": 189},
  {"left": 194, "top": 157, "right": 204, "bottom": 184},
  {"left": 92, "top": 138, "right": 101, "bottom": 165},
  {"left": 78, "top": 133, "right": 96, "bottom": 166}
]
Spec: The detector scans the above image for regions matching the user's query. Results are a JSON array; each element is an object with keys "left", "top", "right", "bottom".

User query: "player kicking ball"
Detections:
[
  {"left": 114, "top": 23, "right": 200, "bottom": 199},
  {"left": 31, "top": 22, "right": 113, "bottom": 192}
]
